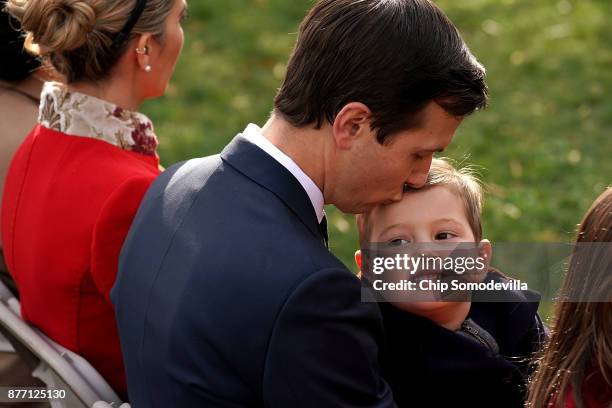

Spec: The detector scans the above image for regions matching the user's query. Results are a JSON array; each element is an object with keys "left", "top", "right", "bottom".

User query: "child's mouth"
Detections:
[{"left": 410, "top": 268, "right": 457, "bottom": 283}]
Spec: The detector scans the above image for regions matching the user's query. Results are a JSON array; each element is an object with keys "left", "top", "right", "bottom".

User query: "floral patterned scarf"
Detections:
[{"left": 38, "top": 82, "right": 159, "bottom": 157}]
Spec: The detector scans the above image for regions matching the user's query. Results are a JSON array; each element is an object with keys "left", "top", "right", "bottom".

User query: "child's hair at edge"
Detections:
[
  {"left": 527, "top": 187, "right": 612, "bottom": 408},
  {"left": 356, "top": 157, "right": 484, "bottom": 245}
]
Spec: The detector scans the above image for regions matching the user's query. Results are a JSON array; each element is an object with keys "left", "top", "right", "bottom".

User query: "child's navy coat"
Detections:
[{"left": 379, "top": 271, "right": 547, "bottom": 408}]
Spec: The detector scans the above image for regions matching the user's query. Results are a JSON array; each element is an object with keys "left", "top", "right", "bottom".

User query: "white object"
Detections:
[
  {"left": 0, "top": 280, "right": 126, "bottom": 408},
  {"left": 242, "top": 123, "right": 325, "bottom": 223},
  {"left": 92, "top": 402, "right": 131, "bottom": 408}
]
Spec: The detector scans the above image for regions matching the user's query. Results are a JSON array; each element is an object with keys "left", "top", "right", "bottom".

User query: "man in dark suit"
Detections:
[{"left": 111, "top": 0, "right": 488, "bottom": 406}]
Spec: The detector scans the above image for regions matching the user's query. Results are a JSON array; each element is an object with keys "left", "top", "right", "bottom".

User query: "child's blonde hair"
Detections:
[{"left": 357, "top": 158, "right": 484, "bottom": 243}]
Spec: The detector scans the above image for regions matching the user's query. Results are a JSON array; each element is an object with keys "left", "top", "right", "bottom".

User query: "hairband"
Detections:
[{"left": 111, "top": 0, "right": 148, "bottom": 49}]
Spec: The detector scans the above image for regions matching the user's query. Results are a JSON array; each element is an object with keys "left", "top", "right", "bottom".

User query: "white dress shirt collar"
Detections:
[{"left": 242, "top": 123, "right": 325, "bottom": 223}]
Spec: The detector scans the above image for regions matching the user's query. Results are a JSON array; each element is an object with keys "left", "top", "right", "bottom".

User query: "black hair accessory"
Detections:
[{"left": 111, "top": 0, "right": 148, "bottom": 49}]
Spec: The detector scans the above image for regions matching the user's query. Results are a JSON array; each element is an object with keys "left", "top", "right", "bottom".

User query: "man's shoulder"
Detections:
[
  {"left": 153, "top": 155, "right": 225, "bottom": 194},
  {"left": 134, "top": 149, "right": 345, "bottom": 278},
  {"left": 137, "top": 154, "right": 228, "bottom": 221},
  {"left": 148, "top": 152, "right": 278, "bottom": 209}
]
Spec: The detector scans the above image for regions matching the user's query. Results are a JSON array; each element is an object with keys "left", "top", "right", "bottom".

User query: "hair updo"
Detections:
[{"left": 4, "top": 0, "right": 174, "bottom": 83}]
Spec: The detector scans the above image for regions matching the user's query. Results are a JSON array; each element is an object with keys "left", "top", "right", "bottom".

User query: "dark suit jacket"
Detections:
[{"left": 111, "top": 135, "right": 396, "bottom": 407}]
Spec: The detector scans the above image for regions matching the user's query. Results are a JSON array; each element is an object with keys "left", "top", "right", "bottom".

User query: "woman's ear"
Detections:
[
  {"left": 332, "top": 102, "right": 372, "bottom": 150},
  {"left": 135, "top": 34, "right": 153, "bottom": 73}
]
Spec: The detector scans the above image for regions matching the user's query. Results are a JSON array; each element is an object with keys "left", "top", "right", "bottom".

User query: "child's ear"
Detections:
[
  {"left": 354, "top": 250, "right": 362, "bottom": 270},
  {"left": 354, "top": 250, "right": 364, "bottom": 280},
  {"left": 479, "top": 239, "right": 492, "bottom": 268}
]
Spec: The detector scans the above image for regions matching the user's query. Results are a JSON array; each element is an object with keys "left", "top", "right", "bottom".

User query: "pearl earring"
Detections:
[{"left": 145, "top": 65, "right": 152, "bottom": 72}]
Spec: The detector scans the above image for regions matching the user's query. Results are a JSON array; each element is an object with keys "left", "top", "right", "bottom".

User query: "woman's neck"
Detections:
[{"left": 68, "top": 80, "right": 143, "bottom": 112}]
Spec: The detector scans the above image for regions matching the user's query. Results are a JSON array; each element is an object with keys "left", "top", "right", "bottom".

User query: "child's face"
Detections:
[
  {"left": 357, "top": 185, "right": 491, "bottom": 322},
  {"left": 367, "top": 185, "right": 476, "bottom": 244}
]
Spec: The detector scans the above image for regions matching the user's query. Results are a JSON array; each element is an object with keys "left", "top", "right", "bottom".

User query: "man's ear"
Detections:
[
  {"left": 479, "top": 239, "right": 492, "bottom": 269},
  {"left": 332, "top": 102, "right": 372, "bottom": 150}
]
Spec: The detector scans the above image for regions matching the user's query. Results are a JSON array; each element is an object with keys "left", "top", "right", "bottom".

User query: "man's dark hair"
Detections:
[
  {"left": 274, "top": 0, "right": 488, "bottom": 144},
  {"left": 0, "top": 0, "right": 40, "bottom": 82}
]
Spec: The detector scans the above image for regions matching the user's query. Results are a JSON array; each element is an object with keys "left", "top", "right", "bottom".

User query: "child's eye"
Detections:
[
  {"left": 388, "top": 238, "right": 410, "bottom": 246},
  {"left": 435, "top": 232, "right": 455, "bottom": 240}
]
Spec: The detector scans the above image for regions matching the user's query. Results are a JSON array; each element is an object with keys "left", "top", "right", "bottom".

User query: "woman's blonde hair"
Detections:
[
  {"left": 5, "top": 0, "right": 175, "bottom": 83},
  {"left": 527, "top": 187, "right": 612, "bottom": 408}
]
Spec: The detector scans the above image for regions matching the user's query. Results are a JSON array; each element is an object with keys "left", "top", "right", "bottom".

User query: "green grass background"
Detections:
[{"left": 144, "top": 0, "right": 611, "bottom": 319}]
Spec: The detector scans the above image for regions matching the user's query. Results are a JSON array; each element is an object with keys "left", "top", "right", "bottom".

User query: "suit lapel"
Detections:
[{"left": 220, "top": 134, "right": 324, "bottom": 244}]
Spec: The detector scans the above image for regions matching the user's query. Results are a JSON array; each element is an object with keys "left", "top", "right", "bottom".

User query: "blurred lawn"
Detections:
[{"left": 144, "top": 0, "right": 611, "bottom": 316}]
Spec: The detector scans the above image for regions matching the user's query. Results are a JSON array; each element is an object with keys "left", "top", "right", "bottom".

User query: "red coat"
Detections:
[{"left": 1, "top": 124, "right": 160, "bottom": 397}]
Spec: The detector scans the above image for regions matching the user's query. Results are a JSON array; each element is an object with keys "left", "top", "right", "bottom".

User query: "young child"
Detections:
[
  {"left": 527, "top": 187, "right": 612, "bottom": 408},
  {"left": 355, "top": 158, "right": 547, "bottom": 408}
]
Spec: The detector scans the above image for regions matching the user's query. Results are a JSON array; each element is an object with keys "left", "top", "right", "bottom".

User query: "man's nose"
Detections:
[
  {"left": 405, "top": 156, "right": 433, "bottom": 189},
  {"left": 389, "top": 188, "right": 405, "bottom": 203}
]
